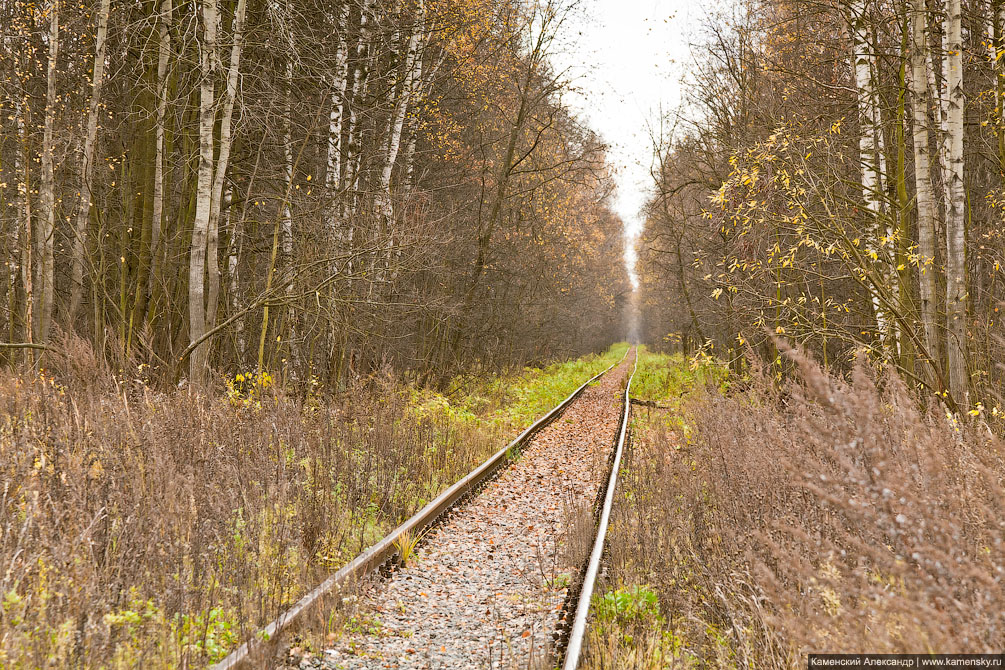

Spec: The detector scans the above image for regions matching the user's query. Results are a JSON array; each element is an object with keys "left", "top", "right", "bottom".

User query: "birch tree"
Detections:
[
  {"left": 943, "top": 0, "right": 967, "bottom": 403},
  {"left": 148, "top": 0, "right": 172, "bottom": 304},
  {"left": 68, "top": 0, "right": 110, "bottom": 324},
  {"left": 325, "top": 3, "right": 351, "bottom": 249},
  {"left": 993, "top": 0, "right": 1005, "bottom": 167},
  {"left": 377, "top": 2, "right": 424, "bottom": 223},
  {"left": 343, "top": 0, "right": 377, "bottom": 223},
  {"left": 189, "top": 0, "right": 247, "bottom": 384},
  {"left": 35, "top": 0, "right": 59, "bottom": 344},
  {"left": 909, "top": 0, "right": 941, "bottom": 383},
  {"left": 849, "top": 0, "right": 891, "bottom": 343},
  {"left": 189, "top": 0, "right": 219, "bottom": 383}
]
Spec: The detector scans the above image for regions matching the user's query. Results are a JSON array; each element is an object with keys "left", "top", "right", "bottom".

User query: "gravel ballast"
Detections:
[{"left": 308, "top": 355, "right": 632, "bottom": 670}]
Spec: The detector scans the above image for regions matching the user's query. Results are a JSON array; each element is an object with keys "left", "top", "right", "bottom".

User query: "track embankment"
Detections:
[{"left": 312, "top": 354, "right": 633, "bottom": 670}]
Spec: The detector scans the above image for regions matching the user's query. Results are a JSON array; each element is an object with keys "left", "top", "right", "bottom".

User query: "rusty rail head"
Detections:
[
  {"left": 561, "top": 347, "right": 637, "bottom": 670},
  {"left": 211, "top": 347, "right": 630, "bottom": 670}
]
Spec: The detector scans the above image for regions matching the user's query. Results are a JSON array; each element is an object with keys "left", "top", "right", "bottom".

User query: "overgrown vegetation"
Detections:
[
  {"left": 585, "top": 347, "right": 1005, "bottom": 668},
  {"left": 0, "top": 337, "right": 624, "bottom": 668},
  {"left": 640, "top": 0, "right": 1005, "bottom": 415},
  {"left": 413, "top": 342, "right": 630, "bottom": 435},
  {"left": 0, "top": 0, "right": 628, "bottom": 387}
]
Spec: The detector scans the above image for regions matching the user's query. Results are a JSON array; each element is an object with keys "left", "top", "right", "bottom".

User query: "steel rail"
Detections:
[
  {"left": 561, "top": 347, "right": 638, "bottom": 670},
  {"left": 212, "top": 347, "right": 630, "bottom": 670}
]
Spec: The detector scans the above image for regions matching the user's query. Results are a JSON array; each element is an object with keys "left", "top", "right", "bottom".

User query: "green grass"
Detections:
[
  {"left": 409, "top": 342, "right": 630, "bottom": 438},
  {"left": 630, "top": 347, "right": 727, "bottom": 407}
]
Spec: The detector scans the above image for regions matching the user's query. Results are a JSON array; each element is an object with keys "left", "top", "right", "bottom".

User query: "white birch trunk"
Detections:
[
  {"left": 944, "top": 0, "right": 968, "bottom": 404},
  {"left": 189, "top": 0, "right": 247, "bottom": 382},
  {"left": 849, "top": 0, "right": 890, "bottom": 340},
  {"left": 344, "top": 0, "right": 376, "bottom": 221},
  {"left": 377, "top": 8, "right": 423, "bottom": 221},
  {"left": 205, "top": 0, "right": 247, "bottom": 337},
  {"left": 325, "top": 4, "right": 350, "bottom": 249},
  {"left": 282, "top": 56, "right": 296, "bottom": 367},
  {"left": 910, "top": 0, "right": 942, "bottom": 382},
  {"left": 36, "top": 0, "right": 59, "bottom": 343},
  {"left": 226, "top": 186, "right": 244, "bottom": 358},
  {"left": 15, "top": 80, "right": 32, "bottom": 350},
  {"left": 69, "top": 0, "right": 110, "bottom": 323},
  {"left": 851, "top": 0, "right": 882, "bottom": 214},
  {"left": 282, "top": 59, "right": 294, "bottom": 269},
  {"left": 993, "top": 0, "right": 1005, "bottom": 166},
  {"left": 926, "top": 16, "right": 952, "bottom": 228},
  {"left": 149, "top": 0, "right": 172, "bottom": 300},
  {"left": 10, "top": 90, "right": 27, "bottom": 347},
  {"left": 189, "top": 0, "right": 219, "bottom": 383}
]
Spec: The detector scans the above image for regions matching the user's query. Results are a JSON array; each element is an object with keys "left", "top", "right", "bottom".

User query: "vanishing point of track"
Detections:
[{"left": 214, "top": 347, "right": 638, "bottom": 670}]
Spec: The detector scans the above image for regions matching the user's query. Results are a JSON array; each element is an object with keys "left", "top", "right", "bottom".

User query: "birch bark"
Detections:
[
  {"left": 377, "top": 3, "right": 424, "bottom": 221},
  {"left": 851, "top": 0, "right": 883, "bottom": 214},
  {"left": 189, "top": 0, "right": 247, "bottom": 383},
  {"left": 944, "top": 0, "right": 968, "bottom": 405},
  {"left": 148, "top": 0, "right": 172, "bottom": 306},
  {"left": 849, "top": 0, "right": 890, "bottom": 341},
  {"left": 14, "top": 82, "right": 31, "bottom": 352},
  {"left": 325, "top": 4, "right": 350, "bottom": 248},
  {"left": 69, "top": 0, "right": 110, "bottom": 323},
  {"left": 910, "top": 0, "right": 942, "bottom": 383},
  {"left": 35, "top": 0, "right": 59, "bottom": 343},
  {"left": 994, "top": 0, "right": 1005, "bottom": 167},
  {"left": 343, "top": 0, "right": 376, "bottom": 220},
  {"left": 189, "top": 0, "right": 219, "bottom": 383},
  {"left": 205, "top": 0, "right": 247, "bottom": 337}
]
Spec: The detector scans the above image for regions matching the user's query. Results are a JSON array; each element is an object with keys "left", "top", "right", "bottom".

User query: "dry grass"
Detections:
[
  {"left": 586, "top": 347, "right": 1005, "bottom": 669},
  {"left": 0, "top": 337, "right": 500, "bottom": 668}
]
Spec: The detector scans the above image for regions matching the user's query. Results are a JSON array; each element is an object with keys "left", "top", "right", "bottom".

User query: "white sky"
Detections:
[{"left": 550, "top": 0, "right": 706, "bottom": 286}]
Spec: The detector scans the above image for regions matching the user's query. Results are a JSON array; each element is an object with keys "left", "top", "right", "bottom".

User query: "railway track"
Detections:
[{"left": 214, "top": 347, "right": 638, "bottom": 670}]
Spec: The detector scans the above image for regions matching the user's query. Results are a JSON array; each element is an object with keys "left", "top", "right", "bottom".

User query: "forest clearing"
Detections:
[{"left": 2, "top": 0, "right": 1005, "bottom": 667}]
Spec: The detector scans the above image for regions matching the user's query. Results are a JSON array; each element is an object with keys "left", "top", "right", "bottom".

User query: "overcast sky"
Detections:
[{"left": 549, "top": 0, "right": 708, "bottom": 285}]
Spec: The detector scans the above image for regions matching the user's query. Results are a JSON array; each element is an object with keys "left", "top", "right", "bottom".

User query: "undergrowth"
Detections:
[
  {"left": 409, "top": 342, "right": 629, "bottom": 436},
  {"left": 0, "top": 336, "right": 625, "bottom": 668},
  {"left": 585, "top": 346, "right": 1005, "bottom": 669}
]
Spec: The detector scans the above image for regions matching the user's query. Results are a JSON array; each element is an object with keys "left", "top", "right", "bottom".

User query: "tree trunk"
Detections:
[
  {"left": 206, "top": 0, "right": 247, "bottom": 340},
  {"left": 993, "top": 0, "right": 1005, "bottom": 170},
  {"left": 910, "top": 0, "right": 942, "bottom": 385},
  {"left": 325, "top": 3, "right": 350, "bottom": 249},
  {"left": 69, "top": 0, "right": 110, "bottom": 326},
  {"left": 148, "top": 0, "right": 172, "bottom": 316},
  {"left": 35, "top": 0, "right": 59, "bottom": 344},
  {"left": 189, "top": 0, "right": 219, "bottom": 384},
  {"left": 189, "top": 0, "right": 246, "bottom": 384},
  {"left": 943, "top": 0, "right": 968, "bottom": 406},
  {"left": 15, "top": 90, "right": 32, "bottom": 356},
  {"left": 281, "top": 56, "right": 296, "bottom": 369},
  {"left": 849, "top": 0, "right": 890, "bottom": 343},
  {"left": 895, "top": 14, "right": 916, "bottom": 377},
  {"left": 378, "top": 6, "right": 423, "bottom": 219},
  {"left": 343, "top": 0, "right": 376, "bottom": 224}
]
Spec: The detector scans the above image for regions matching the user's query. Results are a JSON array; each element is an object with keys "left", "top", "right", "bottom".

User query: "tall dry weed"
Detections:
[
  {"left": 589, "top": 349, "right": 1005, "bottom": 669},
  {"left": 0, "top": 337, "right": 498, "bottom": 668}
]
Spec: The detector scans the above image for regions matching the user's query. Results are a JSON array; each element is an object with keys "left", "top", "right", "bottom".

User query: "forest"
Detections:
[
  {"left": 0, "top": 0, "right": 627, "bottom": 386},
  {"left": 640, "top": 0, "right": 1005, "bottom": 418}
]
